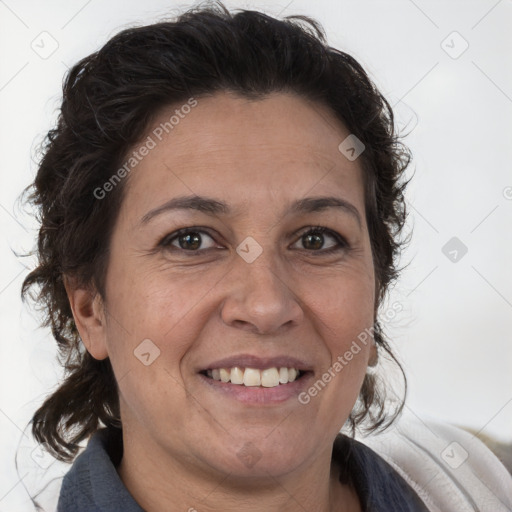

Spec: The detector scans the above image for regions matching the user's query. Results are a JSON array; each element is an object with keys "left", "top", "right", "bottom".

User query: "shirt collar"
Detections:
[
  {"left": 58, "top": 428, "right": 429, "bottom": 512},
  {"left": 333, "top": 433, "right": 429, "bottom": 511},
  {"left": 57, "top": 428, "right": 144, "bottom": 512}
]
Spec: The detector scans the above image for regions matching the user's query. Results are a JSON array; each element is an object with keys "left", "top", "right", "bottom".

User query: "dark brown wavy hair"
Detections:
[{"left": 21, "top": 0, "right": 412, "bottom": 463}]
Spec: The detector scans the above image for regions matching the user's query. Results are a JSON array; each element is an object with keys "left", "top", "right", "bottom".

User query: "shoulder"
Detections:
[
  {"left": 57, "top": 428, "right": 144, "bottom": 512},
  {"left": 355, "top": 414, "right": 512, "bottom": 512}
]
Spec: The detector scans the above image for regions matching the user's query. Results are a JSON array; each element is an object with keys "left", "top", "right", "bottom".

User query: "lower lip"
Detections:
[{"left": 197, "top": 372, "right": 313, "bottom": 404}]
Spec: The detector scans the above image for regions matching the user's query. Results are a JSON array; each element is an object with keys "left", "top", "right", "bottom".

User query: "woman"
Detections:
[{"left": 21, "top": 2, "right": 512, "bottom": 511}]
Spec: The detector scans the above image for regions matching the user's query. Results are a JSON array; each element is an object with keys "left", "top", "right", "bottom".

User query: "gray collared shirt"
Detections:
[{"left": 57, "top": 427, "right": 429, "bottom": 511}]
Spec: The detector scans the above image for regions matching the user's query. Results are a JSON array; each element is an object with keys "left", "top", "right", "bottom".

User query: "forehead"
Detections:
[{"left": 122, "top": 91, "right": 365, "bottom": 219}]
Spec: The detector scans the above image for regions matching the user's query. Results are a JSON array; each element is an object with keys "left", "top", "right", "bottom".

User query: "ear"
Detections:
[{"left": 63, "top": 275, "right": 109, "bottom": 360}]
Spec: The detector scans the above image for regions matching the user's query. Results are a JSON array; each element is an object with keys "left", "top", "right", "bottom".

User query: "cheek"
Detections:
[
  {"left": 102, "top": 259, "right": 222, "bottom": 395},
  {"left": 104, "top": 255, "right": 198, "bottom": 338},
  {"left": 311, "top": 263, "right": 375, "bottom": 335},
  {"left": 115, "top": 363, "right": 195, "bottom": 443},
  {"left": 99, "top": 261, "right": 168, "bottom": 376},
  {"left": 303, "top": 266, "right": 374, "bottom": 417},
  {"left": 101, "top": 272, "right": 200, "bottom": 435}
]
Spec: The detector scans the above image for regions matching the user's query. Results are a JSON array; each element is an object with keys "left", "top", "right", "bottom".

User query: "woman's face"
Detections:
[{"left": 88, "top": 91, "right": 376, "bottom": 477}]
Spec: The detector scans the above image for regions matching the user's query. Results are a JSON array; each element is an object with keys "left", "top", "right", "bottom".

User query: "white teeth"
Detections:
[
  {"left": 219, "top": 368, "right": 230, "bottom": 382},
  {"left": 230, "top": 366, "right": 244, "bottom": 385},
  {"left": 205, "top": 366, "right": 302, "bottom": 387},
  {"left": 261, "top": 368, "right": 280, "bottom": 387},
  {"left": 243, "top": 368, "right": 261, "bottom": 387}
]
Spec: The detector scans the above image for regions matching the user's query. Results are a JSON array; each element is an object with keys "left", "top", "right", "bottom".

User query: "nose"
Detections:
[{"left": 220, "top": 248, "right": 304, "bottom": 336}]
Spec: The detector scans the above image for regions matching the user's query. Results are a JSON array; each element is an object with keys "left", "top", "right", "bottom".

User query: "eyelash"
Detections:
[{"left": 158, "top": 225, "right": 349, "bottom": 256}]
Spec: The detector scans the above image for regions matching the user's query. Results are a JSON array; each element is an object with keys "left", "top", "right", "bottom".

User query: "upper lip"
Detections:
[{"left": 199, "top": 354, "right": 314, "bottom": 372}]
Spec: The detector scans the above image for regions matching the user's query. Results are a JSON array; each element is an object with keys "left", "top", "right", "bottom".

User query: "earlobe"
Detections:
[{"left": 63, "top": 276, "right": 109, "bottom": 361}]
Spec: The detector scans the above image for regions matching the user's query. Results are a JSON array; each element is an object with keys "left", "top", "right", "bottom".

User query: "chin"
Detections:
[{"left": 200, "top": 433, "right": 311, "bottom": 479}]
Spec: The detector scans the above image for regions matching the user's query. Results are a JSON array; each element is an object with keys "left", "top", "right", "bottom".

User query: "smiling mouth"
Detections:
[{"left": 199, "top": 366, "right": 309, "bottom": 388}]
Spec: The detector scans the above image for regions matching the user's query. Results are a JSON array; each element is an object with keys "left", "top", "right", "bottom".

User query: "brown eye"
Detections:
[
  {"left": 302, "top": 231, "right": 326, "bottom": 250},
  {"left": 292, "top": 226, "right": 348, "bottom": 254},
  {"left": 176, "top": 232, "right": 202, "bottom": 250},
  {"left": 160, "top": 228, "right": 217, "bottom": 252}
]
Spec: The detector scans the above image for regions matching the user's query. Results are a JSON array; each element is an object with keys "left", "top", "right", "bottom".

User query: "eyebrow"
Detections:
[{"left": 140, "top": 194, "right": 362, "bottom": 228}]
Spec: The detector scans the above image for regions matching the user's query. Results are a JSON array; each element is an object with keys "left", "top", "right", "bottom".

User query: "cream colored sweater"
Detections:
[{"left": 357, "top": 414, "right": 512, "bottom": 512}]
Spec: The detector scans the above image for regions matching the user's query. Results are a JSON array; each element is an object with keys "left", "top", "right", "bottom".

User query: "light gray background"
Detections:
[{"left": 1, "top": 0, "right": 511, "bottom": 509}]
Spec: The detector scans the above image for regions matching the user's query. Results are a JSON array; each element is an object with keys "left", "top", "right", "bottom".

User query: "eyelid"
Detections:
[
  {"left": 158, "top": 225, "right": 349, "bottom": 254},
  {"left": 290, "top": 225, "right": 349, "bottom": 253},
  {"left": 159, "top": 226, "right": 219, "bottom": 249}
]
